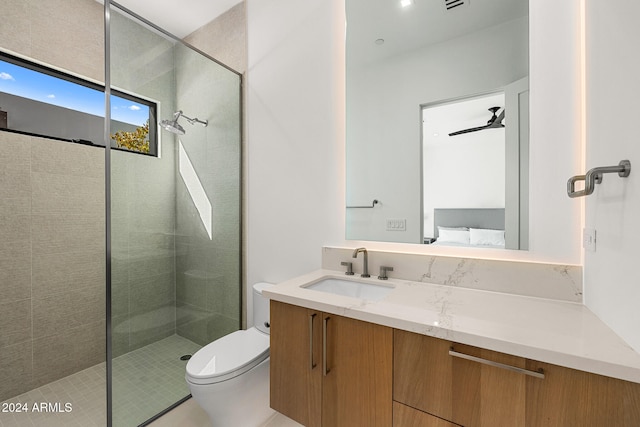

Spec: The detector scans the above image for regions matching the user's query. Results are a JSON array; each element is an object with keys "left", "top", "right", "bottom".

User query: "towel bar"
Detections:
[
  {"left": 567, "top": 160, "right": 631, "bottom": 198},
  {"left": 346, "top": 199, "right": 379, "bottom": 208}
]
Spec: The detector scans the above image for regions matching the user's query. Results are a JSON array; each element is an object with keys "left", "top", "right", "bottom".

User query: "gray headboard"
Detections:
[{"left": 433, "top": 208, "right": 505, "bottom": 238}]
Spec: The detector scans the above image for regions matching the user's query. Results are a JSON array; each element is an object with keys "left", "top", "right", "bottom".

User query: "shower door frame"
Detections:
[{"left": 103, "top": 2, "right": 244, "bottom": 426}]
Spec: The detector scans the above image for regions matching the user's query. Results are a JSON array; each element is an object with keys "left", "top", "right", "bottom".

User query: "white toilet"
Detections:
[{"left": 186, "top": 282, "right": 275, "bottom": 426}]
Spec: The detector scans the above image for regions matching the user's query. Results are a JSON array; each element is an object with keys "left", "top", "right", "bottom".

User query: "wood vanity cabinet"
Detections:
[
  {"left": 394, "top": 329, "right": 640, "bottom": 427},
  {"left": 270, "top": 300, "right": 393, "bottom": 427}
]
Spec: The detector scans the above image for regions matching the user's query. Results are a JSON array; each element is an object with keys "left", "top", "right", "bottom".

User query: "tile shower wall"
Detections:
[
  {"left": 0, "top": 132, "right": 105, "bottom": 402},
  {"left": 2, "top": 0, "right": 180, "bottom": 360},
  {"left": 174, "top": 43, "right": 242, "bottom": 345},
  {"left": 0, "top": 0, "right": 105, "bottom": 404},
  {"left": 183, "top": 2, "right": 248, "bottom": 74},
  {"left": 0, "top": 0, "right": 104, "bottom": 83},
  {"left": 183, "top": 3, "right": 247, "bottom": 328}
]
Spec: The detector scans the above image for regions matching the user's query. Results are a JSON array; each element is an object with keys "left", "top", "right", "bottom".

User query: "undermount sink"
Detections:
[{"left": 303, "top": 277, "right": 394, "bottom": 301}]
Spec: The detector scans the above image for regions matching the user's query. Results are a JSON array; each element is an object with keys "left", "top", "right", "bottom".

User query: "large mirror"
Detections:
[{"left": 345, "top": 0, "right": 529, "bottom": 250}]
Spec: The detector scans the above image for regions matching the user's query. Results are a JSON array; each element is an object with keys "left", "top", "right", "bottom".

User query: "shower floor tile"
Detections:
[
  {"left": 112, "top": 334, "right": 201, "bottom": 427},
  {"left": 0, "top": 334, "right": 201, "bottom": 427}
]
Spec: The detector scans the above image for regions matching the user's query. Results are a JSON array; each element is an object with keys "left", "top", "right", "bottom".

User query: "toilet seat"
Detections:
[{"left": 186, "top": 328, "right": 270, "bottom": 385}]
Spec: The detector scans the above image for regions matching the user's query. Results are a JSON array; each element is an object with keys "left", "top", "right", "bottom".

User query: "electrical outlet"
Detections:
[
  {"left": 583, "top": 228, "right": 596, "bottom": 252},
  {"left": 386, "top": 219, "right": 406, "bottom": 231}
]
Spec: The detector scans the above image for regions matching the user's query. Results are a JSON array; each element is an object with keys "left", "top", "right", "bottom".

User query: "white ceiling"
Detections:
[
  {"left": 347, "top": 0, "right": 528, "bottom": 65},
  {"left": 103, "top": 0, "right": 243, "bottom": 39}
]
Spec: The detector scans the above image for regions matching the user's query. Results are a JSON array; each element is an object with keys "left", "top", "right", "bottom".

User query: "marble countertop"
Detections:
[{"left": 263, "top": 269, "right": 640, "bottom": 384}]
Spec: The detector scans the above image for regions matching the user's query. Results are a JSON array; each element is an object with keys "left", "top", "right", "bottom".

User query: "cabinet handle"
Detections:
[
  {"left": 309, "top": 313, "right": 317, "bottom": 370},
  {"left": 323, "top": 316, "right": 330, "bottom": 376},
  {"left": 449, "top": 349, "right": 545, "bottom": 379}
]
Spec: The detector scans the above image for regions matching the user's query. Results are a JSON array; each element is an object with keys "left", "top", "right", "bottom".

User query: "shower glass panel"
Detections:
[{"left": 108, "top": 3, "right": 242, "bottom": 426}]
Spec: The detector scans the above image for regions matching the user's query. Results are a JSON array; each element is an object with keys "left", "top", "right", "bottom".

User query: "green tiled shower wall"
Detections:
[{"left": 173, "top": 40, "right": 242, "bottom": 346}]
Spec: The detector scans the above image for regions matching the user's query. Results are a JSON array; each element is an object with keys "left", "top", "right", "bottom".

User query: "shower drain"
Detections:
[{"left": 180, "top": 354, "right": 192, "bottom": 361}]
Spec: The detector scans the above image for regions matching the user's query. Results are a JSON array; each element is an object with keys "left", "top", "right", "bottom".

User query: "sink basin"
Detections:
[{"left": 303, "top": 277, "right": 394, "bottom": 301}]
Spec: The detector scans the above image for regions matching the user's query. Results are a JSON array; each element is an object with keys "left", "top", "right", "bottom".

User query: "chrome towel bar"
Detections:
[
  {"left": 567, "top": 160, "right": 631, "bottom": 198},
  {"left": 346, "top": 199, "right": 379, "bottom": 208}
]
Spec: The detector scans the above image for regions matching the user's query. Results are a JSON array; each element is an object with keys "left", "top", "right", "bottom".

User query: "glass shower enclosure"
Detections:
[
  {"left": 0, "top": 0, "right": 242, "bottom": 426},
  {"left": 107, "top": 2, "right": 242, "bottom": 426}
]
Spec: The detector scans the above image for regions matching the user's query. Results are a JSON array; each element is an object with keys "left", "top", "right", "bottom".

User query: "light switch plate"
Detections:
[
  {"left": 386, "top": 219, "right": 406, "bottom": 231},
  {"left": 583, "top": 228, "right": 596, "bottom": 252}
]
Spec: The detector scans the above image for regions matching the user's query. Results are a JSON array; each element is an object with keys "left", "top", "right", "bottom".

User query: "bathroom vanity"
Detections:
[
  {"left": 265, "top": 269, "right": 640, "bottom": 427},
  {"left": 270, "top": 301, "right": 391, "bottom": 427}
]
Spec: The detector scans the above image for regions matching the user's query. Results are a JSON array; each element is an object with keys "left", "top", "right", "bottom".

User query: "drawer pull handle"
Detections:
[
  {"left": 309, "top": 314, "right": 317, "bottom": 370},
  {"left": 323, "top": 316, "right": 330, "bottom": 376},
  {"left": 449, "top": 349, "right": 545, "bottom": 379}
]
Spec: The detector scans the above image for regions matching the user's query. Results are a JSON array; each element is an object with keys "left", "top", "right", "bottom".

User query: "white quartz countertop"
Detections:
[{"left": 262, "top": 269, "right": 640, "bottom": 384}]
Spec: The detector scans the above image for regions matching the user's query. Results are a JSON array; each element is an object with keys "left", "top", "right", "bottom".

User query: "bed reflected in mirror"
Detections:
[{"left": 422, "top": 90, "right": 527, "bottom": 250}]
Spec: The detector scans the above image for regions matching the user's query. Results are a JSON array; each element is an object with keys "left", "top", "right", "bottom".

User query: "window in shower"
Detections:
[{"left": 0, "top": 51, "right": 158, "bottom": 155}]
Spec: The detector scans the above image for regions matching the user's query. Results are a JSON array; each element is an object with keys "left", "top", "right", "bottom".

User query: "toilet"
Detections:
[{"left": 186, "top": 282, "right": 275, "bottom": 426}]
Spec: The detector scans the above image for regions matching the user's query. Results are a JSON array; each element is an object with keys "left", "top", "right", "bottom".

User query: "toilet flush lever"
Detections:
[{"left": 263, "top": 321, "right": 270, "bottom": 328}]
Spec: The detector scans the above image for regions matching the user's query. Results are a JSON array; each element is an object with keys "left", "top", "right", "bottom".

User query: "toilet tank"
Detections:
[{"left": 253, "top": 282, "right": 274, "bottom": 334}]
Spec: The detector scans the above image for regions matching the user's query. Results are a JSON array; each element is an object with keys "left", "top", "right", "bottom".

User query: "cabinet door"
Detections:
[
  {"left": 525, "top": 360, "right": 640, "bottom": 427},
  {"left": 394, "top": 330, "right": 527, "bottom": 427},
  {"left": 322, "top": 313, "right": 393, "bottom": 427},
  {"left": 270, "top": 301, "right": 322, "bottom": 427}
]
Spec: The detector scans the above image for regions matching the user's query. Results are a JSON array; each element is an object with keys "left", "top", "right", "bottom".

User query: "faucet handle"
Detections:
[
  {"left": 378, "top": 266, "right": 393, "bottom": 280},
  {"left": 340, "top": 261, "right": 354, "bottom": 275}
]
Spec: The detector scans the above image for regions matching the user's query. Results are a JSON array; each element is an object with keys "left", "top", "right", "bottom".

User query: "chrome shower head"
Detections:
[{"left": 159, "top": 110, "right": 207, "bottom": 135}]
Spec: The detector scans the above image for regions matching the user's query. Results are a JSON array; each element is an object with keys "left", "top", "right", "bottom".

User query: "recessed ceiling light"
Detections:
[
  {"left": 401, "top": 0, "right": 414, "bottom": 8},
  {"left": 375, "top": 39, "right": 385, "bottom": 45}
]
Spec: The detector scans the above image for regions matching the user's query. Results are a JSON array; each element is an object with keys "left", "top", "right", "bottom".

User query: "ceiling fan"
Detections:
[{"left": 448, "top": 106, "right": 505, "bottom": 136}]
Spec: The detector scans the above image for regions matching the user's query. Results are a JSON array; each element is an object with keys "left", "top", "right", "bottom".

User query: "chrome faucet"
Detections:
[{"left": 352, "top": 247, "right": 370, "bottom": 278}]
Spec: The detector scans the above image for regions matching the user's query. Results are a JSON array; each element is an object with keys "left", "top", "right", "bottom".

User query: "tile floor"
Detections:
[
  {"left": 0, "top": 334, "right": 301, "bottom": 427},
  {"left": 112, "top": 335, "right": 202, "bottom": 426},
  {"left": 148, "top": 398, "right": 303, "bottom": 427},
  {"left": 0, "top": 335, "right": 201, "bottom": 427}
]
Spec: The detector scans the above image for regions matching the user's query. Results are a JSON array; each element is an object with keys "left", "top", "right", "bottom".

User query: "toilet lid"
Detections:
[{"left": 186, "top": 328, "right": 269, "bottom": 385}]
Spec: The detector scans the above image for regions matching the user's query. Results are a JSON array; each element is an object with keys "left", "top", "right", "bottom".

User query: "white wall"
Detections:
[
  {"left": 423, "top": 130, "right": 506, "bottom": 238},
  {"left": 245, "top": 0, "right": 583, "bottom": 322},
  {"left": 584, "top": 0, "right": 640, "bottom": 353},
  {"left": 245, "top": 0, "right": 345, "bottom": 324}
]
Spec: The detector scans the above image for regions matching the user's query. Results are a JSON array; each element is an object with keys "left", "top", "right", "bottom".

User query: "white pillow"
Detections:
[
  {"left": 437, "top": 226, "right": 470, "bottom": 244},
  {"left": 469, "top": 228, "right": 505, "bottom": 246}
]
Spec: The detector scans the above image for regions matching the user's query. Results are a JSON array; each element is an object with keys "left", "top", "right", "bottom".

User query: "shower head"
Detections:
[
  {"left": 159, "top": 110, "right": 208, "bottom": 135},
  {"left": 159, "top": 118, "right": 185, "bottom": 135}
]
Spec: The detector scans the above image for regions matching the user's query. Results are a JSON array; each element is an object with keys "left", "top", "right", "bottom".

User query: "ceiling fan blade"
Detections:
[
  {"left": 448, "top": 125, "right": 488, "bottom": 136},
  {"left": 448, "top": 106, "right": 505, "bottom": 136}
]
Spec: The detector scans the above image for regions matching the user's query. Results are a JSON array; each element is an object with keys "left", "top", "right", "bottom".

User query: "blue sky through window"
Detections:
[{"left": 0, "top": 59, "right": 149, "bottom": 126}]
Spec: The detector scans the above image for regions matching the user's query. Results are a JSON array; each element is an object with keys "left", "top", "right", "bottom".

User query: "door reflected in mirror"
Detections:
[{"left": 345, "top": 0, "right": 529, "bottom": 249}]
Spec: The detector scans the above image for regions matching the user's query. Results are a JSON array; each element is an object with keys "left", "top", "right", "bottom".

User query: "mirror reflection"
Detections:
[{"left": 345, "top": 0, "right": 529, "bottom": 250}]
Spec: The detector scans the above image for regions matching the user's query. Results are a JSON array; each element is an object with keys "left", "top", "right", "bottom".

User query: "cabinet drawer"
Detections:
[
  {"left": 394, "top": 329, "right": 528, "bottom": 426},
  {"left": 393, "top": 402, "right": 460, "bottom": 427}
]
